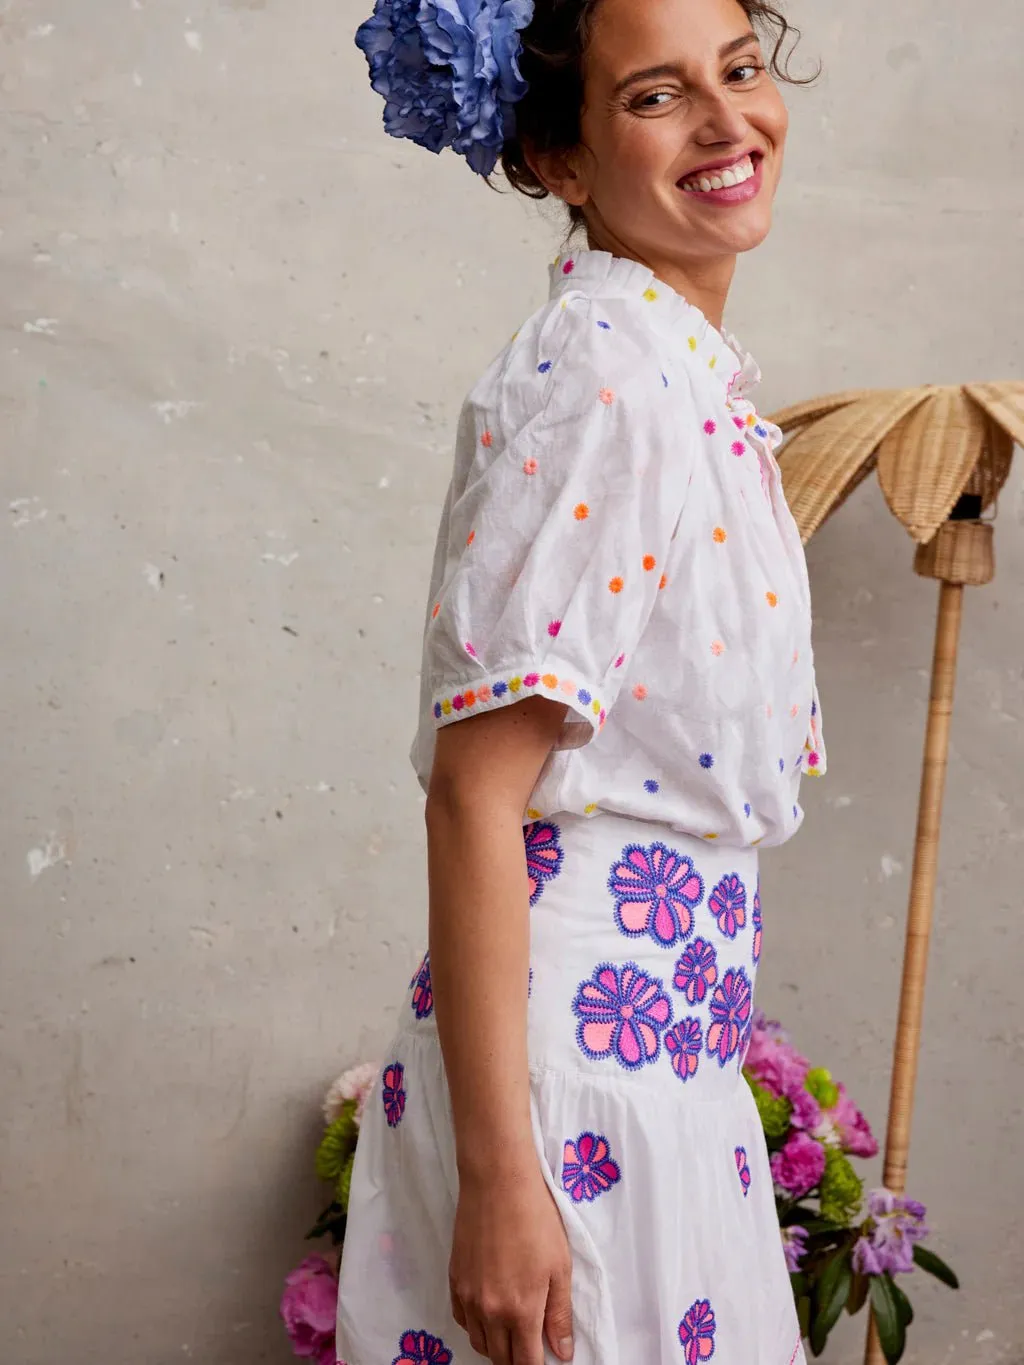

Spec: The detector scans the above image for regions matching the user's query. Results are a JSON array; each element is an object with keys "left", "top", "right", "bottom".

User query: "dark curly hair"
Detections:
[{"left": 500, "top": 0, "right": 812, "bottom": 226}]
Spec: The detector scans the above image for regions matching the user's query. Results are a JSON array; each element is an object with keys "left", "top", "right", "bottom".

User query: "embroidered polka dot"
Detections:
[
  {"left": 351, "top": 248, "right": 828, "bottom": 1365},
  {"left": 481, "top": 429, "right": 493, "bottom": 448}
]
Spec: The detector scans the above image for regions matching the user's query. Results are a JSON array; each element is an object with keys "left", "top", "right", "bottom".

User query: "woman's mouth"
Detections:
[{"left": 678, "top": 152, "right": 763, "bottom": 203}]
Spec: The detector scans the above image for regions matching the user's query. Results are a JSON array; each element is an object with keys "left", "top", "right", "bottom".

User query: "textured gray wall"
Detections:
[{"left": 1, "top": 1, "right": 1021, "bottom": 1362}]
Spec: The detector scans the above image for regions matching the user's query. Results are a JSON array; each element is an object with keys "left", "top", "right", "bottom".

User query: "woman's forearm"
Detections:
[{"left": 425, "top": 789, "right": 536, "bottom": 1183}]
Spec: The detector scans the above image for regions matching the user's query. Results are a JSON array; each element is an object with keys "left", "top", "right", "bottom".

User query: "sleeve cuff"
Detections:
[{"left": 431, "top": 664, "right": 609, "bottom": 738}]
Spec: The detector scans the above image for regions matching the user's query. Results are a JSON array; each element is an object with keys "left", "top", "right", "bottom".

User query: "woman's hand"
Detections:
[{"left": 449, "top": 1160, "right": 574, "bottom": 1365}]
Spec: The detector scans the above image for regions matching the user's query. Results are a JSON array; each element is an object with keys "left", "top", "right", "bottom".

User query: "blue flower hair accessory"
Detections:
[{"left": 355, "top": 0, "right": 535, "bottom": 177}]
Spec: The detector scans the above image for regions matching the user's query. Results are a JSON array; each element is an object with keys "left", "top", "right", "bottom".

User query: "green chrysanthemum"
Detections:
[
  {"left": 337, "top": 1150, "right": 356, "bottom": 1211},
  {"left": 315, "top": 1100, "right": 358, "bottom": 1185},
  {"left": 745, "top": 1073, "right": 793, "bottom": 1144},
  {"left": 805, "top": 1067, "right": 840, "bottom": 1110},
  {"left": 819, "top": 1147, "right": 864, "bottom": 1226}
]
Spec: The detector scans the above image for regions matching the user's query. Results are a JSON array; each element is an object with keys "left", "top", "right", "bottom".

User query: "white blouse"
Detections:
[{"left": 409, "top": 249, "right": 826, "bottom": 849}]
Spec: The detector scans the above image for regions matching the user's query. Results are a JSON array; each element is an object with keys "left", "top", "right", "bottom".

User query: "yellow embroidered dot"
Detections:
[
  {"left": 608, "top": 576, "right": 624, "bottom": 594},
  {"left": 688, "top": 336, "right": 698, "bottom": 351},
  {"left": 441, "top": 699, "right": 453, "bottom": 716},
  {"left": 643, "top": 288, "right": 658, "bottom": 302},
  {"left": 584, "top": 803, "right": 598, "bottom": 815},
  {"left": 708, "top": 355, "right": 717, "bottom": 370},
  {"left": 591, "top": 699, "right": 601, "bottom": 715},
  {"left": 574, "top": 503, "right": 590, "bottom": 521},
  {"left": 703, "top": 833, "right": 719, "bottom": 841},
  {"left": 509, "top": 676, "right": 523, "bottom": 693},
  {"left": 642, "top": 554, "right": 657, "bottom": 572},
  {"left": 527, "top": 807, "right": 543, "bottom": 820},
  {"left": 713, "top": 527, "right": 727, "bottom": 544}
]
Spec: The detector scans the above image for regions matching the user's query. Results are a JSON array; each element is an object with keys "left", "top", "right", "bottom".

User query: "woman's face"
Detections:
[{"left": 570, "top": 0, "right": 789, "bottom": 271}]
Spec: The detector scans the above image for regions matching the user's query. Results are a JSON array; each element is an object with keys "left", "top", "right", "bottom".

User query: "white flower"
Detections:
[{"left": 323, "top": 1061, "right": 378, "bottom": 1126}]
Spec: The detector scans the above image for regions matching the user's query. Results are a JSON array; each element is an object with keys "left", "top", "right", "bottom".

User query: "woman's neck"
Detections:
[{"left": 584, "top": 225, "right": 737, "bottom": 333}]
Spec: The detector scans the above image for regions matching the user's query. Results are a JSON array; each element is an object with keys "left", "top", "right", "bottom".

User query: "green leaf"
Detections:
[
  {"left": 886, "top": 1276, "right": 915, "bottom": 1328},
  {"left": 306, "top": 1200, "right": 344, "bottom": 1242},
  {"left": 846, "top": 1272, "right": 870, "bottom": 1316},
  {"left": 913, "top": 1244, "right": 960, "bottom": 1289},
  {"left": 816, "top": 1250, "right": 854, "bottom": 1339},
  {"left": 796, "top": 1294, "right": 812, "bottom": 1341},
  {"left": 870, "top": 1274, "right": 907, "bottom": 1364}
]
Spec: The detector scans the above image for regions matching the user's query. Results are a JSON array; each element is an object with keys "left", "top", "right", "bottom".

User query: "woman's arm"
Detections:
[{"left": 426, "top": 695, "right": 575, "bottom": 1365}]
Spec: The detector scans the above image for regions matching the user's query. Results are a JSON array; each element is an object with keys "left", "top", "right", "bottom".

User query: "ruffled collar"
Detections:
[{"left": 549, "top": 247, "right": 762, "bottom": 399}]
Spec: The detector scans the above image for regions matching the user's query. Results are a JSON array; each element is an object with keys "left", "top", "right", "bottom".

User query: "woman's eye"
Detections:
[
  {"left": 728, "top": 62, "right": 763, "bottom": 84},
  {"left": 634, "top": 89, "right": 675, "bottom": 110}
]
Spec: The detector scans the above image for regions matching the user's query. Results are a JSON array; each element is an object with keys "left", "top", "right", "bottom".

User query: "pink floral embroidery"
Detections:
[
  {"left": 608, "top": 842, "right": 705, "bottom": 947},
  {"left": 548, "top": 619, "right": 562, "bottom": 637},
  {"left": 673, "top": 937, "right": 718, "bottom": 1005},
  {"left": 523, "top": 821, "right": 564, "bottom": 906},
  {"left": 731, "top": 441, "right": 746, "bottom": 457},
  {"left": 679, "top": 1299, "right": 717, "bottom": 1363},
  {"left": 382, "top": 1063, "right": 406, "bottom": 1128},
  {"left": 665, "top": 1017, "right": 702, "bottom": 1082},
  {"left": 561, "top": 1132, "right": 622, "bottom": 1203},
  {"left": 706, "top": 968, "right": 753, "bottom": 1067},
  {"left": 410, "top": 953, "right": 433, "bottom": 1021},
  {"left": 735, "top": 1145, "right": 751, "bottom": 1198},
  {"left": 392, "top": 1329, "right": 453, "bottom": 1365},
  {"left": 709, "top": 874, "right": 747, "bottom": 939},
  {"left": 572, "top": 962, "right": 673, "bottom": 1070}
]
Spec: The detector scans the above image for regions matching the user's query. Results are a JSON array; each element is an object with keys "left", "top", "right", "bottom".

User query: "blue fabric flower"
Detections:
[{"left": 355, "top": 0, "right": 534, "bottom": 176}]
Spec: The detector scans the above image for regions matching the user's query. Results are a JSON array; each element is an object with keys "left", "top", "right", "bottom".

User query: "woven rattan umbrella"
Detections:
[{"left": 773, "top": 380, "right": 1024, "bottom": 1364}]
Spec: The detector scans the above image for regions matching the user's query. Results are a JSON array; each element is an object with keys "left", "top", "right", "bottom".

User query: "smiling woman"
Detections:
[{"left": 342, "top": 1, "right": 825, "bottom": 1363}]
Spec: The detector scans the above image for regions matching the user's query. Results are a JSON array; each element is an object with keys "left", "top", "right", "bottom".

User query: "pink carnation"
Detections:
[
  {"left": 788, "top": 1086, "right": 822, "bottom": 1132},
  {"left": 280, "top": 1256, "right": 338, "bottom": 1365},
  {"left": 770, "top": 1131, "right": 827, "bottom": 1198},
  {"left": 831, "top": 1083, "right": 879, "bottom": 1158},
  {"left": 323, "top": 1061, "right": 378, "bottom": 1127},
  {"left": 745, "top": 1035, "right": 810, "bottom": 1101}
]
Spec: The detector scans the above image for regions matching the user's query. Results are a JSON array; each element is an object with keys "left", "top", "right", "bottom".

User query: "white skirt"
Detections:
[{"left": 336, "top": 811, "right": 806, "bottom": 1365}]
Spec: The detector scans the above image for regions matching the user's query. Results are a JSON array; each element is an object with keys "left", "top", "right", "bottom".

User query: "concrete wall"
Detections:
[{"left": 1, "top": 0, "right": 1020, "bottom": 1361}]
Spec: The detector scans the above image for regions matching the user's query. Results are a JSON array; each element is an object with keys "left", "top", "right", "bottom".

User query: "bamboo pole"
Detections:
[{"left": 864, "top": 581, "right": 964, "bottom": 1365}]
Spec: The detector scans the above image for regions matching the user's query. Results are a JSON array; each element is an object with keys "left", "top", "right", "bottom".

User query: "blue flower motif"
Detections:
[{"left": 355, "top": 0, "right": 535, "bottom": 176}]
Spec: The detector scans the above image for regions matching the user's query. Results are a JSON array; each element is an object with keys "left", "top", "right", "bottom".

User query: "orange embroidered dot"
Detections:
[
  {"left": 466, "top": 530, "right": 476, "bottom": 547},
  {"left": 766, "top": 591, "right": 778, "bottom": 608},
  {"left": 523, "top": 457, "right": 538, "bottom": 475},
  {"left": 713, "top": 527, "right": 727, "bottom": 544},
  {"left": 659, "top": 573, "right": 668, "bottom": 591},
  {"left": 481, "top": 430, "right": 493, "bottom": 447},
  {"left": 574, "top": 503, "right": 590, "bottom": 521},
  {"left": 463, "top": 689, "right": 477, "bottom": 707},
  {"left": 711, "top": 640, "right": 725, "bottom": 657},
  {"left": 542, "top": 673, "right": 558, "bottom": 689},
  {"left": 633, "top": 684, "right": 648, "bottom": 701},
  {"left": 598, "top": 388, "right": 615, "bottom": 405},
  {"left": 431, "top": 603, "right": 440, "bottom": 619},
  {"left": 642, "top": 555, "right": 657, "bottom": 572},
  {"left": 608, "top": 576, "right": 624, "bottom": 594}
]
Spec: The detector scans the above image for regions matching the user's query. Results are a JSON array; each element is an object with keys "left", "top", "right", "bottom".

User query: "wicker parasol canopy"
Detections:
[{"left": 771, "top": 381, "right": 1024, "bottom": 547}]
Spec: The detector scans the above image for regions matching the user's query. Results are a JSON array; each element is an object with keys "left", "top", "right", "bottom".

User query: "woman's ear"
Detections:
[{"left": 523, "top": 143, "right": 591, "bottom": 209}]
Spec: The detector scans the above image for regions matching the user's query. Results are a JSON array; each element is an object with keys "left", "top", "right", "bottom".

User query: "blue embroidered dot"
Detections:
[
  {"left": 597, "top": 320, "right": 612, "bottom": 330},
  {"left": 577, "top": 688, "right": 592, "bottom": 705},
  {"left": 433, "top": 702, "right": 442, "bottom": 719},
  {"left": 493, "top": 681, "right": 508, "bottom": 697},
  {"left": 644, "top": 779, "right": 660, "bottom": 794},
  {"left": 811, "top": 700, "right": 818, "bottom": 717},
  {"left": 778, "top": 758, "right": 785, "bottom": 773},
  {"left": 755, "top": 424, "right": 767, "bottom": 437},
  {"left": 793, "top": 805, "right": 799, "bottom": 819},
  {"left": 662, "top": 372, "right": 669, "bottom": 387},
  {"left": 538, "top": 361, "right": 553, "bottom": 374},
  {"left": 699, "top": 753, "right": 714, "bottom": 769},
  {"left": 744, "top": 803, "right": 752, "bottom": 818}
]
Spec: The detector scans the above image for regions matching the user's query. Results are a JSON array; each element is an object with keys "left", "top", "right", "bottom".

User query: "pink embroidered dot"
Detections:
[
  {"left": 563, "top": 259, "right": 575, "bottom": 274},
  {"left": 481, "top": 429, "right": 494, "bottom": 448},
  {"left": 711, "top": 640, "right": 725, "bottom": 657},
  {"left": 790, "top": 704, "right": 799, "bottom": 718},
  {"left": 524, "top": 672, "right": 540, "bottom": 687},
  {"left": 808, "top": 750, "right": 821, "bottom": 767},
  {"left": 731, "top": 441, "right": 746, "bottom": 457},
  {"left": 732, "top": 416, "right": 745, "bottom": 429},
  {"left": 548, "top": 619, "right": 562, "bottom": 638},
  {"left": 704, "top": 419, "right": 717, "bottom": 435},
  {"left": 633, "top": 684, "right": 648, "bottom": 700},
  {"left": 766, "top": 702, "right": 773, "bottom": 719},
  {"left": 523, "top": 457, "right": 538, "bottom": 475},
  {"left": 478, "top": 685, "right": 492, "bottom": 703},
  {"left": 614, "top": 653, "right": 626, "bottom": 668},
  {"left": 560, "top": 679, "right": 576, "bottom": 696},
  {"left": 452, "top": 694, "right": 465, "bottom": 711},
  {"left": 465, "top": 642, "right": 477, "bottom": 657},
  {"left": 599, "top": 708, "right": 607, "bottom": 726},
  {"left": 793, "top": 649, "right": 800, "bottom": 665},
  {"left": 599, "top": 388, "right": 615, "bottom": 405}
]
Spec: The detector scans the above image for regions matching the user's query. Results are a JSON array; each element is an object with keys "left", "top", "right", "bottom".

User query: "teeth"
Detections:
[{"left": 682, "top": 155, "right": 756, "bottom": 194}]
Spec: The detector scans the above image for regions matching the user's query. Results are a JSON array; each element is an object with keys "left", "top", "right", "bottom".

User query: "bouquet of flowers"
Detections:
[
  {"left": 279, "top": 1062, "right": 377, "bottom": 1365},
  {"left": 743, "top": 1012, "right": 958, "bottom": 1362},
  {"left": 282, "top": 1028, "right": 958, "bottom": 1365}
]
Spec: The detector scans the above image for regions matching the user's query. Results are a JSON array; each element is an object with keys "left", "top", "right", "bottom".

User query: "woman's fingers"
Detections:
[
  {"left": 543, "top": 1264, "right": 575, "bottom": 1361},
  {"left": 509, "top": 1316, "right": 547, "bottom": 1365}
]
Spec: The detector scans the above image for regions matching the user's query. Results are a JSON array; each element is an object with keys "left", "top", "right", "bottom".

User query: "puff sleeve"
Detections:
[{"left": 425, "top": 296, "right": 699, "bottom": 750}]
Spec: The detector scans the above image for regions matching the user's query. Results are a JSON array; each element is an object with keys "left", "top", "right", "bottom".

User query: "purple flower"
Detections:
[
  {"left": 561, "top": 1132, "right": 622, "bottom": 1203},
  {"left": 743, "top": 1017, "right": 810, "bottom": 1100},
  {"left": 673, "top": 937, "right": 718, "bottom": 1004},
  {"left": 770, "top": 1132, "right": 827, "bottom": 1199},
  {"left": 523, "top": 820, "right": 564, "bottom": 906},
  {"left": 608, "top": 841, "right": 705, "bottom": 947},
  {"left": 706, "top": 967, "right": 753, "bottom": 1066},
  {"left": 852, "top": 1189, "right": 929, "bottom": 1275},
  {"left": 355, "top": 0, "right": 535, "bottom": 176},
  {"left": 709, "top": 873, "right": 747, "bottom": 939},
  {"left": 572, "top": 962, "right": 673, "bottom": 1070},
  {"left": 830, "top": 1083, "right": 879, "bottom": 1158},
  {"left": 782, "top": 1224, "right": 809, "bottom": 1273}
]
